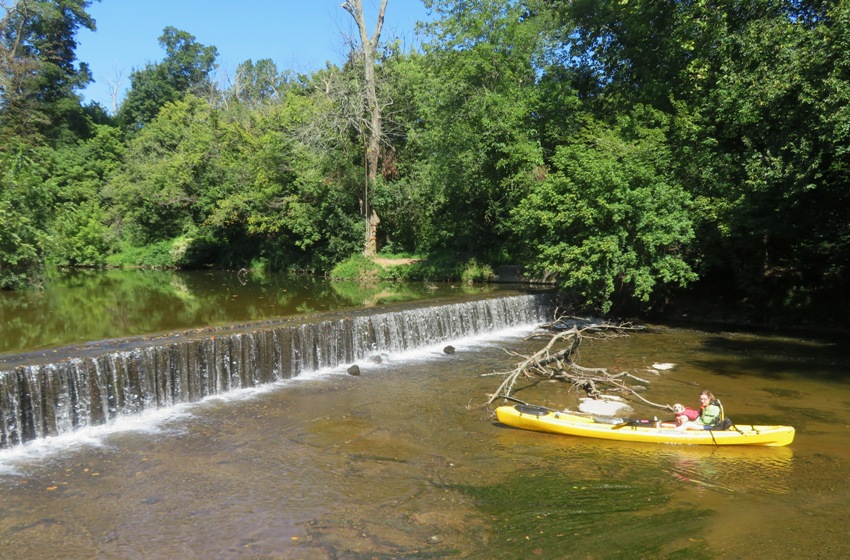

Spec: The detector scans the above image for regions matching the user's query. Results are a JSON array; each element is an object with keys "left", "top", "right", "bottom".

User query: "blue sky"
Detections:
[{"left": 76, "top": 0, "right": 430, "bottom": 110}]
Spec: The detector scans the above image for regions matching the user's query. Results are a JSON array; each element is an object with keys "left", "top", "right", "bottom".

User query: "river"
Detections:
[
  {"left": 0, "top": 269, "right": 504, "bottom": 355},
  {"left": 0, "top": 271, "right": 848, "bottom": 558}
]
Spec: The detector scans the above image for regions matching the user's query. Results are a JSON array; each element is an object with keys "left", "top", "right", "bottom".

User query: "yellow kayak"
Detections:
[{"left": 496, "top": 404, "right": 795, "bottom": 447}]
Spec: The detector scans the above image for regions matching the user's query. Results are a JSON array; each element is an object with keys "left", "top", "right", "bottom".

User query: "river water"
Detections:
[
  {"left": 0, "top": 269, "right": 504, "bottom": 355},
  {"left": 1, "top": 272, "right": 849, "bottom": 558}
]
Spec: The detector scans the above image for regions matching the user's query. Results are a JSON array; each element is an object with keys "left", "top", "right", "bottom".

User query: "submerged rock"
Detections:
[{"left": 578, "top": 397, "right": 634, "bottom": 417}]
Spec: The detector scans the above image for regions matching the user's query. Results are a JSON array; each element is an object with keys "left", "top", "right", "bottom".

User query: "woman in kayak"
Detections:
[{"left": 678, "top": 390, "right": 723, "bottom": 430}]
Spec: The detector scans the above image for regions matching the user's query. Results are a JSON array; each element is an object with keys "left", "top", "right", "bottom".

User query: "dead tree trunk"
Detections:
[{"left": 342, "top": 0, "right": 387, "bottom": 257}]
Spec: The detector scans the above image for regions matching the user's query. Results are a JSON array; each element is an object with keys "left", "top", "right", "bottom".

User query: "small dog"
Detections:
[{"left": 673, "top": 403, "right": 699, "bottom": 426}]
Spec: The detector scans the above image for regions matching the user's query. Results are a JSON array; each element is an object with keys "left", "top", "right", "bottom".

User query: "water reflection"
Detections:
[
  {"left": 0, "top": 268, "right": 507, "bottom": 354},
  {"left": 494, "top": 425, "right": 794, "bottom": 496},
  {"left": 664, "top": 448, "right": 792, "bottom": 495}
]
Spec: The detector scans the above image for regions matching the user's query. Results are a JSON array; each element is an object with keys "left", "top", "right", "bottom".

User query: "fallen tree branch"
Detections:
[{"left": 485, "top": 317, "right": 669, "bottom": 412}]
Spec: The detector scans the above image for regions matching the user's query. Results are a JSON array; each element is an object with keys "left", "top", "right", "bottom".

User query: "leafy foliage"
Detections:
[
  {"left": 48, "top": 124, "right": 123, "bottom": 266},
  {"left": 415, "top": 0, "right": 547, "bottom": 254},
  {"left": 693, "top": 1, "right": 850, "bottom": 317},
  {"left": 0, "top": 143, "right": 53, "bottom": 288},
  {"left": 511, "top": 109, "right": 696, "bottom": 312},
  {"left": 328, "top": 254, "right": 381, "bottom": 282},
  {"left": 117, "top": 27, "right": 217, "bottom": 131},
  {"left": 0, "top": 0, "right": 97, "bottom": 144},
  {"left": 1, "top": 0, "right": 848, "bottom": 323}
]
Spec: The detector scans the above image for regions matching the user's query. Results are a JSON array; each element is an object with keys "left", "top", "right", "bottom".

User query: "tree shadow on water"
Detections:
[{"left": 692, "top": 332, "right": 850, "bottom": 383}]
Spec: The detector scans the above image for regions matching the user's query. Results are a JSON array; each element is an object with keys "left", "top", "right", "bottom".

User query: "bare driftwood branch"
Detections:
[{"left": 486, "top": 317, "right": 670, "bottom": 412}]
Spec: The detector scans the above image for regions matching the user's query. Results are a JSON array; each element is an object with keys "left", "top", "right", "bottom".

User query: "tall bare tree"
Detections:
[
  {"left": 106, "top": 68, "right": 124, "bottom": 115},
  {"left": 342, "top": 0, "right": 387, "bottom": 257}
]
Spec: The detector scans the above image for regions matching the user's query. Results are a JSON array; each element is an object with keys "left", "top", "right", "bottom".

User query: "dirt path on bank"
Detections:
[{"left": 371, "top": 257, "right": 422, "bottom": 266}]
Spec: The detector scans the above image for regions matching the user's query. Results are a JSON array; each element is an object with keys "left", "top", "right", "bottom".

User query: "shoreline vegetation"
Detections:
[
  {"left": 3, "top": 1, "right": 847, "bottom": 332},
  {"left": 329, "top": 254, "right": 498, "bottom": 286},
  {"left": 342, "top": 256, "right": 848, "bottom": 335}
]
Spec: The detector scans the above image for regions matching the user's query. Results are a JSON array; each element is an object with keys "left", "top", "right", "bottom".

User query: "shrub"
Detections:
[
  {"left": 460, "top": 258, "right": 494, "bottom": 284},
  {"left": 106, "top": 240, "right": 177, "bottom": 268},
  {"left": 329, "top": 254, "right": 381, "bottom": 282}
]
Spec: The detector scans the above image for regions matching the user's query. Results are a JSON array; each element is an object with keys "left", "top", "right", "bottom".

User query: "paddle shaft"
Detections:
[{"left": 499, "top": 395, "right": 556, "bottom": 410}]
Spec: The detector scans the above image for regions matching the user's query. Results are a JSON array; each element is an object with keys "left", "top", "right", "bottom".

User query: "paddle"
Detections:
[
  {"left": 499, "top": 395, "right": 554, "bottom": 410},
  {"left": 498, "top": 395, "right": 595, "bottom": 415},
  {"left": 497, "top": 396, "right": 574, "bottom": 417},
  {"left": 498, "top": 396, "right": 628, "bottom": 424},
  {"left": 611, "top": 417, "right": 661, "bottom": 429}
]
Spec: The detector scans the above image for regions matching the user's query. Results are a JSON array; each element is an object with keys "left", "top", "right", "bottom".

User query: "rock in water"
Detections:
[
  {"left": 578, "top": 398, "right": 634, "bottom": 417},
  {"left": 347, "top": 364, "right": 361, "bottom": 376},
  {"left": 444, "top": 345, "right": 455, "bottom": 354}
]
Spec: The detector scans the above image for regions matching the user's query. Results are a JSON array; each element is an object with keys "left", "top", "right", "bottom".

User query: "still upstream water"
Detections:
[
  {"left": 0, "top": 269, "right": 505, "bottom": 355},
  {"left": 1, "top": 271, "right": 849, "bottom": 559}
]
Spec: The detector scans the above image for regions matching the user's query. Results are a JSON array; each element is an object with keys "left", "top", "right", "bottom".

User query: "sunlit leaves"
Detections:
[
  {"left": 0, "top": 143, "right": 53, "bottom": 287},
  {"left": 118, "top": 27, "right": 218, "bottom": 131},
  {"left": 0, "top": 0, "right": 97, "bottom": 143},
  {"left": 415, "top": 0, "right": 548, "bottom": 252},
  {"left": 511, "top": 109, "right": 696, "bottom": 312}
]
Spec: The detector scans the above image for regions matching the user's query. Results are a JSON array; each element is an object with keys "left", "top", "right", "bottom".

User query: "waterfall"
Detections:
[{"left": 0, "top": 293, "right": 551, "bottom": 448}]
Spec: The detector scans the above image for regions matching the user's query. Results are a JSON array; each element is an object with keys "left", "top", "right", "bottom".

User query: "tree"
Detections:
[
  {"left": 0, "top": 0, "right": 97, "bottom": 145},
  {"left": 0, "top": 141, "right": 53, "bottom": 287},
  {"left": 49, "top": 123, "right": 123, "bottom": 266},
  {"left": 204, "top": 89, "right": 364, "bottom": 271},
  {"left": 559, "top": 0, "right": 849, "bottom": 320},
  {"left": 117, "top": 26, "right": 217, "bottom": 131},
  {"left": 107, "top": 88, "right": 362, "bottom": 271},
  {"left": 107, "top": 95, "right": 220, "bottom": 246},
  {"left": 341, "top": 0, "right": 388, "bottom": 257},
  {"left": 0, "top": 0, "right": 99, "bottom": 286},
  {"left": 414, "top": 0, "right": 547, "bottom": 255},
  {"left": 226, "top": 58, "right": 291, "bottom": 110},
  {"left": 510, "top": 109, "right": 696, "bottom": 313},
  {"left": 689, "top": 1, "right": 850, "bottom": 319},
  {"left": 360, "top": 47, "right": 437, "bottom": 254}
]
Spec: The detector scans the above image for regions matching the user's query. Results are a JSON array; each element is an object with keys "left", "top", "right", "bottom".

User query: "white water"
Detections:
[
  {"left": 1, "top": 294, "right": 551, "bottom": 449},
  {"left": 0, "top": 322, "right": 540, "bottom": 474}
]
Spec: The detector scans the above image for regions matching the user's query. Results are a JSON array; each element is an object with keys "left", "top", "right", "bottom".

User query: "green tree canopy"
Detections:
[
  {"left": 117, "top": 26, "right": 217, "bottom": 131},
  {"left": 0, "top": 0, "right": 97, "bottom": 144},
  {"left": 0, "top": 141, "right": 54, "bottom": 287},
  {"left": 415, "top": 0, "right": 548, "bottom": 255},
  {"left": 510, "top": 108, "right": 696, "bottom": 312}
]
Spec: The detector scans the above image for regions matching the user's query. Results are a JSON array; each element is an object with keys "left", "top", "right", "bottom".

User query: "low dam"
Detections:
[{"left": 0, "top": 293, "right": 552, "bottom": 449}]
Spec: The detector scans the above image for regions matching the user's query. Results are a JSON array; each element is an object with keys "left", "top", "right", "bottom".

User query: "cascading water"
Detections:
[{"left": 0, "top": 293, "right": 552, "bottom": 448}]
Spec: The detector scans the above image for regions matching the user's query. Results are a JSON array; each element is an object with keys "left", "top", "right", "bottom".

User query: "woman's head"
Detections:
[{"left": 699, "top": 390, "right": 715, "bottom": 405}]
